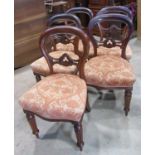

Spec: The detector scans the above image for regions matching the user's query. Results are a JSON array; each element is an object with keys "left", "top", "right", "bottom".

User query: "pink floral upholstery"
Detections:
[
  {"left": 19, "top": 74, "right": 87, "bottom": 121},
  {"left": 31, "top": 51, "right": 79, "bottom": 76},
  {"left": 78, "top": 41, "right": 132, "bottom": 60},
  {"left": 56, "top": 41, "right": 132, "bottom": 60},
  {"left": 56, "top": 43, "right": 74, "bottom": 51},
  {"left": 84, "top": 55, "right": 135, "bottom": 87}
]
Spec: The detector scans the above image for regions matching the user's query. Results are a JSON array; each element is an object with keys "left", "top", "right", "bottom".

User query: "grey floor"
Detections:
[{"left": 15, "top": 38, "right": 141, "bottom": 155}]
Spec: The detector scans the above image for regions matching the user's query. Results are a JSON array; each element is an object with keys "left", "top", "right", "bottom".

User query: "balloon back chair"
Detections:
[
  {"left": 84, "top": 14, "right": 136, "bottom": 116},
  {"left": 97, "top": 6, "right": 133, "bottom": 20},
  {"left": 95, "top": 6, "right": 134, "bottom": 96},
  {"left": 88, "top": 6, "right": 133, "bottom": 60},
  {"left": 30, "top": 13, "right": 82, "bottom": 82},
  {"left": 19, "top": 26, "right": 90, "bottom": 151},
  {"left": 66, "top": 7, "right": 94, "bottom": 32}
]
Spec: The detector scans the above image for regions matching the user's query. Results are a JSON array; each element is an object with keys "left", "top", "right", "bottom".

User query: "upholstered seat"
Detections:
[
  {"left": 84, "top": 55, "right": 135, "bottom": 88},
  {"left": 56, "top": 41, "right": 132, "bottom": 60},
  {"left": 19, "top": 74, "right": 87, "bottom": 121},
  {"left": 56, "top": 43, "right": 75, "bottom": 51},
  {"left": 31, "top": 51, "right": 79, "bottom": 76}
]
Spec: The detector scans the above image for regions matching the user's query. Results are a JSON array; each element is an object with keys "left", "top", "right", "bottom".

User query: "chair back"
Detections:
[
  {"left": 88, "top": 14, "right": 133, "bottom": 59},
  {"left": 47, "top": 13, "right": 82, "bottom": 28},
  {"left": 97, "top": 6, "right": 133, "bottom": 20},
  {"left": 47, "top": 13, "right": 82, "bottom": 50},
  {"left": 66, "top": 7, "right": 93, "bottom": 30},
  {"left": 39, "top": 26, "right": 90, "bottom": 79}
]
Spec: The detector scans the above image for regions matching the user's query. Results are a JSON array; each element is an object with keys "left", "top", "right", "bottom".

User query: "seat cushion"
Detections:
[
  {"left": 19, "top": 74, "right": 87, "bottom": 121},
  {"left": 84, "top": 55, "right": 135, "bottom": 88},
  {"left": 31, "top": 51, "right": 79, "bottom": 76},
  {"left": 56, "top": 41, "right": 132, "bottom": 60},
  {"left": 78, "top": 41, "right": 132, "bottom": 60},
  {"left": 56, "top": 43, "right": 74, "bottom": 51}
]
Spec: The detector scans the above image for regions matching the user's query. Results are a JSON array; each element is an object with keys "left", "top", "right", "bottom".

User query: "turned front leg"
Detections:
[
  {"left": 85, "top": 95, "right": 91, "bottom": 112},
  {"left": 24, "top": 110, "right": 39, "bottom": 138},
  {"left": 124, "top": 89, "right": 132, "bottom": 116},
  {"left": 33, "top": 73, "right": 41, "bottom": 82},
  {"left": 73, "top": 122, "right": 84, "bottom": 151}
]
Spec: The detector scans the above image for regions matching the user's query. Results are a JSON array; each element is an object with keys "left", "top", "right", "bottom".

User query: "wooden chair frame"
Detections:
[
  {"left": 25, "top": 26, "right": 90, "bottom": 151},
  {"left": 87, "top": 14, "right": 134, "bottom": 116},
  {"left": 33, "top": 13, "right": 82, "bottom": 82},
  {"left": 97, "top": 6, "right": 133, "bottom": 20},
  {"left": 66, "top": 7, "right": 94, "bottom": 32}
]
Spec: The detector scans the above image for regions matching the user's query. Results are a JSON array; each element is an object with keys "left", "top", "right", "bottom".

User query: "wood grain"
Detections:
[{"left": 14, "top": 0, "right": 47, "bottom": 68}]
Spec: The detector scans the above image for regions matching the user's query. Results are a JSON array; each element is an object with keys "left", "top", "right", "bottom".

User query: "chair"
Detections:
[
  {"left": 85, "top": 6, "right": 133, "bottom": 60},
  {"left": 55, "top": 7, "right": 94, "bottom": 54},
  {"left": 97, "top": 6, "right": 133, "bottom": 20},
  {"left": 30, "top": 13, "right": 82, "bottom": 82},
  {"left": 19, "top": 26, "right": 90, "bottom": 151},
  {"left": 65, "top": 6, "right": 133, "bottom": 60},
  {"left": 84, "top": 14, "right": 136, "bottom": 116},
  {"left": 66, "top": 7, "right": 94, "bottom": 32},
  {"left": 95, "top": 6, "right": 134, "bottom": 96}
]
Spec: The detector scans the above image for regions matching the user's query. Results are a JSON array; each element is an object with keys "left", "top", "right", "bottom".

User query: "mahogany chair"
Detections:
[
  {"left": 30, "top": 13, "right": 82, "bottom": 82},
  {"left": 65, "top": 6, "right": 133, "bottom": 60},
  {"left": 85, "top": 6, "right": 133, "bottom": 60},
  {"left": 97, "top": 6, "right": 133, "bottom": 20},
  {"left": 95, "top": 6, "right": 134, "bottom": 96},
  {"left": 19, "top": 26, "right": 90, "bottom": 151},
  {"left": 84, "top": 14, "right": 136, "bottom": 116},
  {"left": 56, "top": 7, "right": 95, "bottom": 58},
  {"left": 54, "top": 7, "right": 93, "bottom": 55},
  {"left": 66, "top": 7, "right": 94, "bottom": 32}
]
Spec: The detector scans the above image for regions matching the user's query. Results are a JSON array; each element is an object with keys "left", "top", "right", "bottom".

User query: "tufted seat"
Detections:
[
  {"left": 84, "top": 55, "right": 135, "bottom": 88},
  {"left": 31, "top": 51, "right": 79, "bottom": 76},
  {"left": 19, "top": 74, "right": 87, "bottom": 121},
  {"left": 56, "top": 41, "right": 132, "bottom": 60}
]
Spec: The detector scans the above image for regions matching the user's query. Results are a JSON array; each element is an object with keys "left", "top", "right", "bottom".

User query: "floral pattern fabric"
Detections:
[
  {"left": 19, "top": 74, "right": 87, "bottom": 121},
  {"left": 31, "top": 51, "right": 79, "bottom": 76},
  {"left": 84, "top": 55, "right": 136, "bottom": 87},
  {"left": 78, "top": 41, "right": 132, "bottom": 60},
  {"left": 57, "top": 41, "right": 132, "bottom": 60},
  {"left": 56, "top": 43, "right": 74, "bottom": 51}
]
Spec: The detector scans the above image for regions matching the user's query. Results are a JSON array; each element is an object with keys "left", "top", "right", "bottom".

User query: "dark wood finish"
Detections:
[
  {"left": 39, "top": 26, "right": 89, "bottom": 79},
  {"left": 87, "top": 14, "right": 134, "bottom": 115},
  {"left": 14, "top": 0, "right": 48, "bottom": 68},
  {"left": 33, "top": 73, "right": 41, "bottom": 82},
  {"left": 66, "top": 7, "right": 94, "bottom": 29},
  {"left": 88, "top": 0, "right": 110, "bottom": 35},
  {"left": 24, "top": 110, "right": 39, "bottom": 138},
  {"left": 23, "top": 26, "right": 90, "bottom": 151},
  {"left": 24, "top": 109, "right": 85, "bottom": 150},
  {"left": 47, "top": 13, "right": 82, "bottom": 28},
  {"left": 124, "top": 88, "right": 132, "bottom": 116},
  {"left": 88, "top": 14, "right": 133, "bottom": 59},
  {"left": 86, "top": 95, "right": 91, "bottom": 112},
  {"left": 73, "top": 122, "right": 84, "bottom": 151},
  {"left": 33, "top": 13, "right": 83, "bottom": 82},
  {"left": 96, "top": 6, "right": 133, "bottom": 20}
]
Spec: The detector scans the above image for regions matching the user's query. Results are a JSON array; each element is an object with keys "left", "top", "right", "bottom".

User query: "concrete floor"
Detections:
[{"left": 14, "top": 38, "right": 141, "bottom": 155}]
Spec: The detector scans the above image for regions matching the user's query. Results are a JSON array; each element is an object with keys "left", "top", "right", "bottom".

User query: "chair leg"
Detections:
[
  {"left": 124, "top": 89, "right": 132, "bottom": 116},
  {"left": 73, "top": 122, "right": 84, "bottom": 151},
  {"left": 98, "top": 91, "right": 103, "bottom": 99},
  {"left": 85, "top": 96, "right": 91, "bottom": 112},
  {"left": 24, "top": 111, "right": 39, "bottom": 138},
  {"left": 108, "top": 90, "right": 114, "bottom": 93},
  {"left": 33, "top": 73, "right": 41, "bottom": 82}
]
